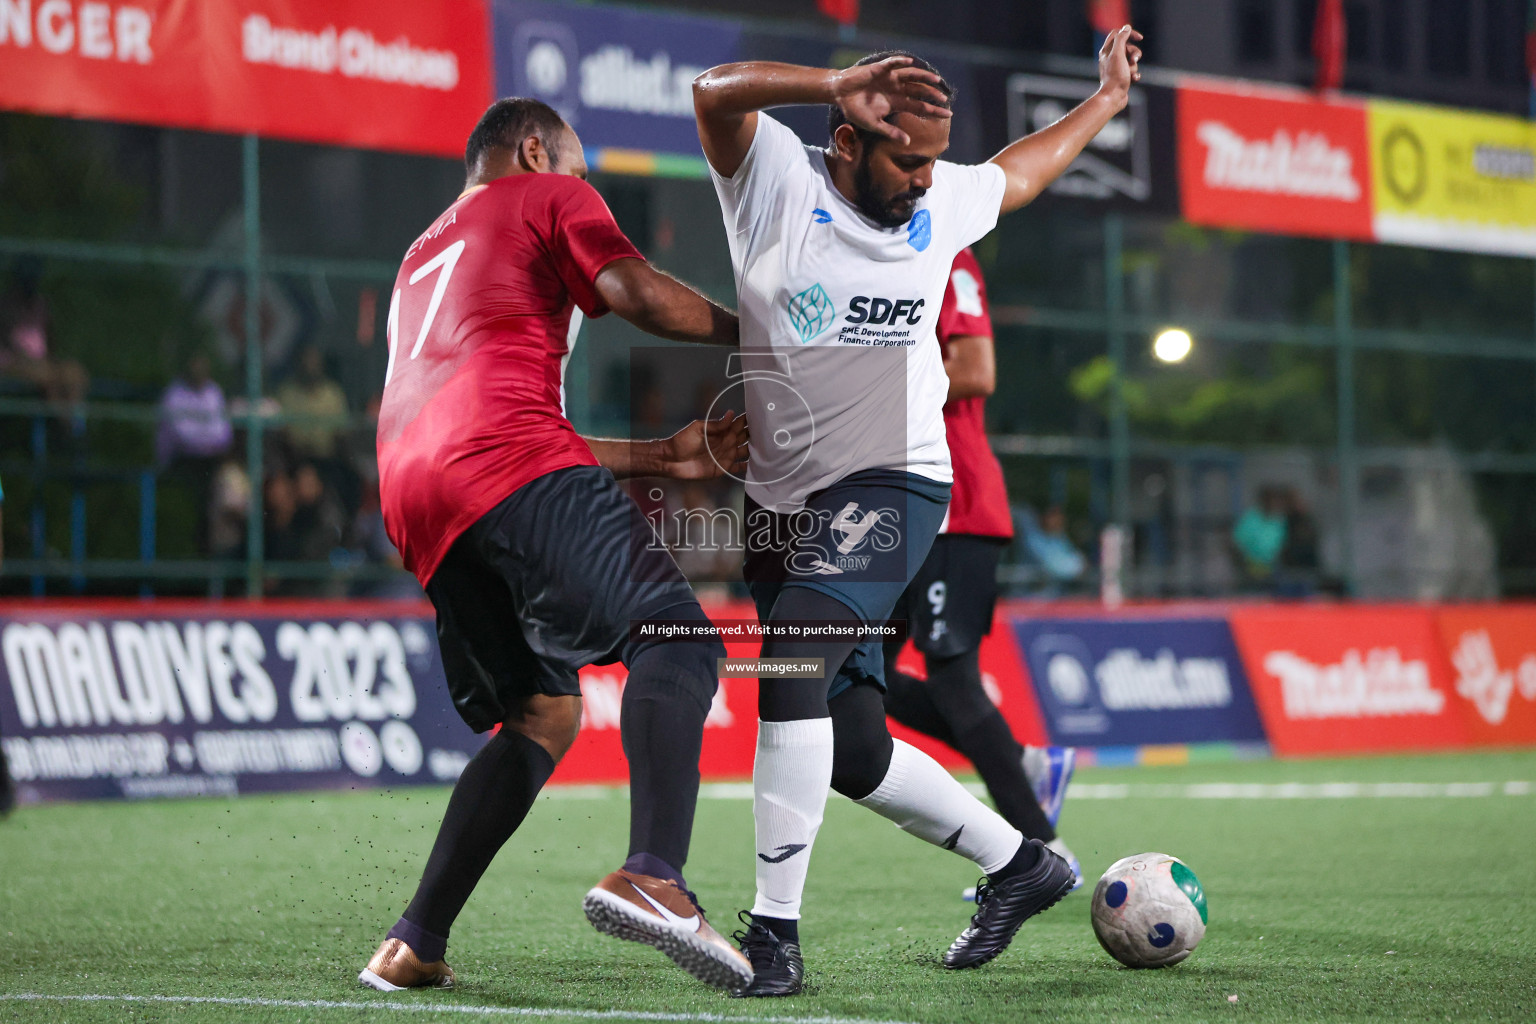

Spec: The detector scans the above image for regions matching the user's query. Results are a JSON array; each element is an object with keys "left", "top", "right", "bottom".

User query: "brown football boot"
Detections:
[
  {"left": 583, "top": 868, "right": 753, "bottom": 992},
  {"left": 358, "top": 937, "right": 456, "bottom": 991}
]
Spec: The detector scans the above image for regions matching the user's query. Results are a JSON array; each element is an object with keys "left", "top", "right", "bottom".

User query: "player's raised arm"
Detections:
[
  {"left": 988, "top": 25, "right": 1143, "bottom": 215},
  {"left": 595, "top": 258, "right": 738, "bottom": 346},
  {"left": 692, "top": 57, "right": 952, "bottom": 177}
]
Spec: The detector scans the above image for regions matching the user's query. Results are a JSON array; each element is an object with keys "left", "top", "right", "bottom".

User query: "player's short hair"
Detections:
[
  {"left": 465, "top": 98, "right": 567, "bottom": 172},
  {"left": 827, "top": 50, "right": 954, "bottom": 146}
]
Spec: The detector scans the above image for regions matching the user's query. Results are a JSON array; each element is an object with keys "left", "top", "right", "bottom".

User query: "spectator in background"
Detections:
[
  {"left": 1012, "top": 503, "right": 1086, "bottom": 597},
  {"left": 277, "top": 344, "right": 348, "bottom": 460},
  {"left": 349, "top": 480, "right": 423, "bottom": 600},
  {"left": 276, "top": 344, "right": 358, "bottom": 513},
  {"left": 2, "top": 277, "right": 88, "bottom": 414},
  {"left": 157, "top": 353, "right": 232, "bottom": 555},
  {"left": 156, "top": 353, "right": 231, "bottom": 466},
  {"left": 1232, "top": 485, "right": 1289, "bottom": 589},
  {"left": 207, "top": 456, "right": 251, "bottom": 562}
]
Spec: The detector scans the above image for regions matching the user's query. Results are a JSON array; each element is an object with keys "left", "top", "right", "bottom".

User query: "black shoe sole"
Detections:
[
  {"left": 943, "top": 868, "right": 1078, "bottom": 970},
  {"left": 732, "top": 980, "right": 804, "bottom": 998},
  {"left": 583, "top": 889, "right": 753, "bottom": 992}
]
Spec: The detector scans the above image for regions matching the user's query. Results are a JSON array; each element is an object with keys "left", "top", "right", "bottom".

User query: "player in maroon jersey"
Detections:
[
  {"left": 359, "top": 98, "right": 752, "bottom": 994},
  {"left": 881, "top": 248, "right": 1080, "bottom": 886}
]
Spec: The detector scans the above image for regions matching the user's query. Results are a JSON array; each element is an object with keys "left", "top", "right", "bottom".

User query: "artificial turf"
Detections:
[{"left": 1, "top": 750, "right": 1531, "bottom": 1023}]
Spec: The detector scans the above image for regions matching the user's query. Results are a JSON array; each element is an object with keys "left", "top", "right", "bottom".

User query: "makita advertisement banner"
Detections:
[
  {"left": 0, "top": 602, "right": 486, "bottom": 803},
  {"left": 493, "top": 0, "right": 739, "bottom": 161},
  {"left": 1176, "top": 82, "right": 1374, "bottom": 241},
  {"left": 1228, "top": 606, "right": 1468, "bottom": 756},
  {"left": 0, "top": 0, "right": 491, "bottom": 157},
  {"left": 1010, "top": 616, "right": 1266, "bottom": 748}
]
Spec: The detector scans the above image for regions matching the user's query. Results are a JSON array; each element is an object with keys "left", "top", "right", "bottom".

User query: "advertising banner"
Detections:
[
  {"left": 0, "top": 602, "right": 486, "bottom": 803},
  {"left": 1368, "top": 100, "right": 1536, "bottom": 257},
  {"left": 1435, "top": 605, "right": 1536, "bottom": 746},
  {"left": 493, "top": 0, "right": 739, "bottom": 164},
  {"left": 0, "top": 0, "right": 491, "bottom": 157},
  {"left": 1228, "top": 606, "right": 1467, "bottom": 756},
  {"left": 1176, "top": 83, "right": 1373, "bottom": 240},
  {"left": 1010, "top": 616, "right": 1265, "bottom": 748},
  {"left": 1002, "top": 74, "right": 1179, "bottom": 213}
]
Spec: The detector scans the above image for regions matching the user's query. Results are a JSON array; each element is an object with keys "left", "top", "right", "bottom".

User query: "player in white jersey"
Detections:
[{"left": 694, "top": 26, "right": 1143, "bottom": 996}]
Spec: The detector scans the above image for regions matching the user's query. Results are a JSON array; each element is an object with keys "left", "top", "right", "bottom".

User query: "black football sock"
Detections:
[
  {"left": 619, "top": 652, "right": 708, "bottom": 882},
  {"left": 401, "top": 726, "right": 556, "bottom": 943},
  {"left": 924, "top": 652, "right": 1055, "bottom": 843},
  {"left": 619, "top": 609, "right": 722, "bottom": 883},
  {"left": 753, "top": 914, "right": 800, "bottom": 944},
  {"left": 988, "top": 834, "right": 1045, "bottom": 882}
]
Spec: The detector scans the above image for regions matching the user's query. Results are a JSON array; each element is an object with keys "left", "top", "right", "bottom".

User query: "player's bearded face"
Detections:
[
  {"left": 850, "top": 117, "right": 946, "bottom": 229},
  {"left": 853, "top": 150, "right": 926, "bottom": 228}
]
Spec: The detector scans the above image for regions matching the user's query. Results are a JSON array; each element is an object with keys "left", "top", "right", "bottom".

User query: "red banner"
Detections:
[
  {"left": 1436, "top": 606, "right": 1536, "bottom": 746},
  {"left": 0, "top": 0, "right": 491, "bottom": 157},
  {"left": 1176, "top": 83, "right": 1373, "bottom": 240},
  {"left": 1228, "top": 606, "right": 1466, "bottom": 756}
]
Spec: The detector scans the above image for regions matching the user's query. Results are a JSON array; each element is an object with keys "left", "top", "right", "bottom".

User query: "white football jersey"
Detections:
[{"left": 709, "top": 114, "right": 1006, "bottom": 512}]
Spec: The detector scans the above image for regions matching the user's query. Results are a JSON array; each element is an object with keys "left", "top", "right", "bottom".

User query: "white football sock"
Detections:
[
  {"left": 750, "top": 717, "right": 834, "bottom": 920},
  {"left": 854, "top": 738, "right": 1024, "bottom": 875}
]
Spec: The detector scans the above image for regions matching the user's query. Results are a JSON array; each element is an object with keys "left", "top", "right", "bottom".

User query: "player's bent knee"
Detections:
[
  {"left": 829, "top": 685, "right": 895, "bottom": 800},
  {"left": 505, "top": 693, "right": 582, "bottom": 762},
  {"left": 623, "top": 604, "right": 723, "bottom": 717}
]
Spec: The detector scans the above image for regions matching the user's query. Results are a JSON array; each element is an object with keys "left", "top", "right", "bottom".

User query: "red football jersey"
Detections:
[
  {"left": 937, "top": 248, "right": 1013, "bottom": 539},
  {"left": 377, "top": 173, "right": 642, "bottom": 583}
]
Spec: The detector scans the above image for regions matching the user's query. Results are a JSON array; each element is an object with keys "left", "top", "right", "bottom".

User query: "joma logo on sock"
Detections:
[{"left": 758, "top": 844, "right": 808, "bottom": 863}]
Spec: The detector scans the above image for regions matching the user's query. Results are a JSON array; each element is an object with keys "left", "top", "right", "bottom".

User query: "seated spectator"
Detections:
[
  {"left": 2, "top": 278, "right": 88, "bottom": 412},
  {"left": 157, "top": 352, "right": 233, "bottom": 556},
  {"left": 348, "top": 479, "right": 422, "bottom": 599},
  {"left": 276, "top": 344, "right": 357, "bottom": 515},
  {"left": 1232, "top": 485, "right": 1289, "bottom": 587},
  {"left": 207, "top": 456, "right": 250, "bottom": 562},
  {"left": 157, "top": 353, "right": 231, "bottom": 466},
  {"left": 1011, "top": 504, "right": 1086, "bottom": 598},
  {"left": 276, "top": 344, "right": 348, "bottom": 461}
]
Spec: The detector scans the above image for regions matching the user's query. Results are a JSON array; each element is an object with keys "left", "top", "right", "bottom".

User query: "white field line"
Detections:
[
  {"left": 0, "top": 993, "right": 919, "bottom": 1024},
  {"left": 541, "top": 781, "right": 1534, "bottom": 802}
]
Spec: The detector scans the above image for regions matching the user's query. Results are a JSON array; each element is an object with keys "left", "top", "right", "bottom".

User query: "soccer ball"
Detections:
[{"left": 1090, "top": 852, "right": 1207, "bottom": 968}]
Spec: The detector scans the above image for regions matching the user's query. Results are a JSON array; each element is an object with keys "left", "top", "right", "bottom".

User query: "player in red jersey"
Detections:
[
  {"left": 882, "top": 248, "right": 1080, "bottom": 886},
  {"left": 360, "top": 98, "right": 753, "bottom": 994}
]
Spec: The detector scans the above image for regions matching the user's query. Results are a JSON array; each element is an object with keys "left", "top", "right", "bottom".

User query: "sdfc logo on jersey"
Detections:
[{"left": 787, "top": 282, "right": 836, "bottom": 342}]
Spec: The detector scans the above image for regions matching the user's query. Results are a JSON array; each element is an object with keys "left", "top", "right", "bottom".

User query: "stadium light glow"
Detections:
[{"left": 1153, "top": 328, "right": 1193, "bottom": 363}]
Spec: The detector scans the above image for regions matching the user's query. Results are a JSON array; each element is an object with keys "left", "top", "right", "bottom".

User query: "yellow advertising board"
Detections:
[{"left": 1368, "top": 99, "right": 1536, "bottom": 256}]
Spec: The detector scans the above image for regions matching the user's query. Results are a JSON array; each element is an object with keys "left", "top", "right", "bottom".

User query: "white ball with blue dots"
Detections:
[{"left": 1090, "top": 852, "right": 1207, "bottom": 968}]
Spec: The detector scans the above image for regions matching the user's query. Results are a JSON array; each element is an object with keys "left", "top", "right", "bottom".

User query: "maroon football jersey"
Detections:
[
  {"left": 937, "top": 247, "right": 1013, "bottom": 539},
  {"left": 377, "top": 173, "right": 642, "bottom": 582}
]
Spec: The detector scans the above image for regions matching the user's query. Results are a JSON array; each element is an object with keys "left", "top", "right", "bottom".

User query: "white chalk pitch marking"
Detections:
[{"left": 0, "top": 993, "right": 920, "bottom": 1024}]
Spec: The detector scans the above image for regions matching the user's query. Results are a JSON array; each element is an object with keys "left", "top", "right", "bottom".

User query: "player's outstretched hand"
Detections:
[
  {"left": 831, "top": 55, "right": 952, "bottom": 146},
  {"left": 1098, "top": 25, "right": 1143, "bottom": 101},
  {"left": 661, "top": 410, "right": 749, "bottom": 480}
]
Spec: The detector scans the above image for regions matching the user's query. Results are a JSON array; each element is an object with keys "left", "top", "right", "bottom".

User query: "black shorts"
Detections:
[
  {"left": 426, "top": 465, "right": 699, "bottom": 733},
  {"left": 890, "top": 534, "right": 1006, "bottom": 660}
]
